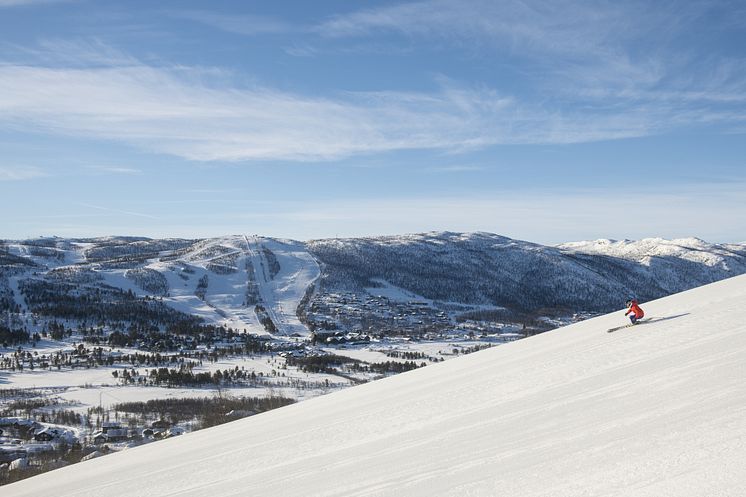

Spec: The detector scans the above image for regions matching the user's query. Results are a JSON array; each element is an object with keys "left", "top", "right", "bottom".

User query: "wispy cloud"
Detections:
[
  {"left": 85, "top": 165, "right": 143, "bottom": 175},
  {"left": 0, "top": 165, "right": 48, "bottom": 181},
  {"left": 316, "top": 1, "right": 746, "bottom": 108},
  {"left": 316, "top": 0, "right": 633, "bottom": 53},
  {"left": 0, "top": 37, "right": 744, "bottom": 162},
  {"left": 0, "top": 53, "right": 633, "bottom": 161},
  {"left": 77, "top": 202, "right": 160, "bottom": 220},
  {"left": 283, "top": 43, "right": 319, "bottom": 57},
  {"left": 170, "top": 10, "right": 295, "bottom": 36},
  {"left": 426, "top": 165, "right": 486, "bottom": 173},
  {"left": 31, "top": 38, "right": 142, "bottom": 67}
]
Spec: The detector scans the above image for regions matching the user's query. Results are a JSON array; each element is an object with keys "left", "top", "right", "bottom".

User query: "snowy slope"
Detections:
[
  {"left": 6, "top": 275, "right": 746, "bottom": 496},
  {"left": 559, "top": 236, "right": 746, "bottom": 272},
  {"left": 1, "top": 235, "right": 321, "bottom": 337},
  {"left": 245, "top": 236, "right": 320, "bottom": 337}
]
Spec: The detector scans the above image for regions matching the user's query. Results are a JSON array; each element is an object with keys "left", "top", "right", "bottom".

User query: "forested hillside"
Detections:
[{"left": 307, "top": 232, "right": 746, "bottom": 313}]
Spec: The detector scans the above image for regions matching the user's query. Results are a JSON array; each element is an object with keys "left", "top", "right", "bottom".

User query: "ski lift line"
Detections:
[{"left": 242, "top": 234, "right": 289, "bottom": 338}]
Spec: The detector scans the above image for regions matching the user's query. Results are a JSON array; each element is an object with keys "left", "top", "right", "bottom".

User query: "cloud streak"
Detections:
[
  {"left": 77, "top": 202, "right": 160, "bottom": 220},
  {"left": 170, "top": 10, "right": 295, "bottom": 36},
  {"left": 317, "top": 1, "right": 746, "bottom": 110},
  {"left": 85, "top": 165, "right": 143, "bottom": 175},
  {"left": 0, "top": 165, "right": 48, "bottom": 181},
  {"left": 0, "top": 57, "right": 652, "bottom": 161},
  {"left": 0, "top": 30, "right": 744, "bottom": 163}
]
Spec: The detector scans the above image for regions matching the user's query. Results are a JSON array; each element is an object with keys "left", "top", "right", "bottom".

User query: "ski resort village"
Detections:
[{"left": 1, "top": 233, "right": 745, "bottom": 488}]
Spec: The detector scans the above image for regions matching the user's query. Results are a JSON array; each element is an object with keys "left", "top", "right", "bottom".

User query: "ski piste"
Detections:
[{"left": 607, "top": 318, "right": 651, "bottom": 333}]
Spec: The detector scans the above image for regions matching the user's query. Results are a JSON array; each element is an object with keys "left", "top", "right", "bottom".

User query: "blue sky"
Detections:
[{"left": 1, "top": 0, "right": 745, "bottom": 243}]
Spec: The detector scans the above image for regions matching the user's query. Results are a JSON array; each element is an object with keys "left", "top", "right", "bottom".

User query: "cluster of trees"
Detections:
[
  {"left": 0, "top": 393, "right": 85, "bottom": 431},
  {"left": 37, "top": 409, "right": 84, "bottom": 427},
  {"left": 31, "top": 406, "right": 88, "bottom": 426},
  {"left": 452, "top": 344, "right": 493, "bottom": 355},
  {"left": 194, "top": 274, "right": 208, "bottom": 301},
  {"left": 27, "top": 247, "right": 64, "bottom": 260},
  {"left": 47, "top": 266, "right": 102, "bottom": 285},
  {"left": 116, "top": 363, "right": 289, "bottom": 388},
  {"left": 83, "top": 238, "right": 193, "bottom": 263},
  {"left": 353, "top": 360, "right": 425, "bottom": 374},
  {"left": 141, "top": 365, "right": 269, "bottom": 387},
  {"left": 385, "top": 350, "right": 438, "bottom": 362},
  {"left": 105, "top": 323, "right": 272, "bottom": 353},
  {"left": 254, "top": 305, "right": 277, "bottom": 333},
  {"left": 261, "top": 247, "right": 281, "bottom": 279},
  {"left": 0, "top": 345, "right": 104, "bottom": 371},
  {"left": 0, "top": 252, "right": 36, "bottom": 273},
  {"left": 0, "top": 325, "right": 29, "bottom": 347},
  {"left": 206, "top": 253, "right": 239, "bottom": 275},
  {"left": 17, "top": 279, "right": 204, "bottom": 332},
  {"left": 296, "top": 283, "right": 315, "bottom": 327},
  {"left": 285, "top": 353, "right": 426, "bottom": 376},
  {"left": 125, "top": 268, "right": 169, "bottom": 296},
  {"left": 114, "top": 395, "right": 294, "bottom": 429},
  {"left": 0, "top": 289, "right": 20, "bottom": 314},
  {"left": 285, "top": 354, "right": 359, "bottom": 374},
  {"left": 244, "top": 259, "right": 260, "bottom": 306},
  {"left": 187, "top": 241, "right": 235, "bottom": 260},
  {"left": 46, "top": 321, "right": 67, "bottom": 340},
  {"left": 2, "top": 345, "right": 192, "bottom": 372},
  {"left": 113, "top": 364, "right": 342, "bottom": 391},
  {"left": 1, "top": 397, "right": 47, "bottom": 416}
]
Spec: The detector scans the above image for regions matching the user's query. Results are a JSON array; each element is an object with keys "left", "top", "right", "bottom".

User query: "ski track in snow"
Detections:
[{"left": 5, "top": 275, "right": 746, "bottom": 497}]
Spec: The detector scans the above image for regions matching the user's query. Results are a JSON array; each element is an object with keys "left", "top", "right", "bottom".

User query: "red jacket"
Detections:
[{"left": 625, "top": 302, "right": 644, "bottom": 318}]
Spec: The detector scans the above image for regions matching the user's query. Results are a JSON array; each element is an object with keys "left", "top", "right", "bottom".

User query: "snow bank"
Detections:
[{"left": 5, "top": 275, "right": 746, "bottom": 496}]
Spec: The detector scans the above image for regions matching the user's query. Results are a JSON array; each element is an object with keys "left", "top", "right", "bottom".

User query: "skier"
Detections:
[{"left": 624, "top": 298, "right": 645, "bottom": 325}]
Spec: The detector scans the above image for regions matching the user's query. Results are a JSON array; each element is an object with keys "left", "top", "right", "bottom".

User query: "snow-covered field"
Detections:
[
  {"left": 0, "top": 354, "right": 345, "bottom": 413},
  {"left": 6, "top": 274, "right": 746, "bottom": 497},
  {"left": 0, "top": 336, "right": 489, "bottom": 414}
]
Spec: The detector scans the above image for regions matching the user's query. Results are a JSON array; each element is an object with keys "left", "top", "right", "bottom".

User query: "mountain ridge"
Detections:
[
  {"left": 3, "top": 232, "right": 745, "bottom": 337},
  {"left": 306, "top": 231, "right": 746, "bottom": 313}
]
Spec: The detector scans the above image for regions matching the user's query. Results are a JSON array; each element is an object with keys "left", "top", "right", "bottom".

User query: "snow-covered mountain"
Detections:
[
  {"left": 1, "top": 235, "right": 319, "bottom": 337},
  {"left": 308, "top": 231, "right": 746, "bottom": 313},
  {"left": 5, "top": 274, "right": 746, "bottom": 496},
  {"left": 2, "top": 233, "right": 745, "bottom": 338}
]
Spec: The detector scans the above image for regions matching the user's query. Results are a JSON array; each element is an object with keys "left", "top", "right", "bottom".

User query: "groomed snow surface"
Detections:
[{"left": 6, "top": 275, "right": 746, "bottom": 496}]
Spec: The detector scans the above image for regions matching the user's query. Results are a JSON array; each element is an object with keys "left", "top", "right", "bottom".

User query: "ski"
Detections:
[{"left": 607, "top": 318, "right": 651, "bottom": 333}]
